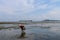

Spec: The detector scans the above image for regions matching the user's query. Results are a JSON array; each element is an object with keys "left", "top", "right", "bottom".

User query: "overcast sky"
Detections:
[{"left": 0, "top": 0, "right": 60, "bottom": 21}]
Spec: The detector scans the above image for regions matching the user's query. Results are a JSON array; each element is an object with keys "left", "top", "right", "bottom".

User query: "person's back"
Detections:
[{"left": 19, "top": 24, "right": 25, "bottom": 31}]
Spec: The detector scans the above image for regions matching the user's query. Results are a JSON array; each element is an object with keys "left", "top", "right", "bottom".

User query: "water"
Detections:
[{"left": 0, "top": 23, "right": 60, "bottom": 40}]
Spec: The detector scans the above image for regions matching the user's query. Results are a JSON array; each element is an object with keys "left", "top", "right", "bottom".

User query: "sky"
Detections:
[{"left": 0, "top": 0, "right": 60, "bottom": 21}]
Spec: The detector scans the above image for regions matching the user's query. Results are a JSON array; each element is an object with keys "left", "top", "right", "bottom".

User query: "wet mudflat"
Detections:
[{"left": 0, "top": 25, "right": 60, "bottom": 40}]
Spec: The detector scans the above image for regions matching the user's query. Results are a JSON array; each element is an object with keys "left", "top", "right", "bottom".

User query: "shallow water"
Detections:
[{"left": 0, "top": 24, "right": 60, "bottom": 40}]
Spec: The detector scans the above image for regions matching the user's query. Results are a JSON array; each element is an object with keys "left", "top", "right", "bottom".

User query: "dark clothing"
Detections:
[{"left": 19, "top": 26, "right": 25, "bottom": 30}]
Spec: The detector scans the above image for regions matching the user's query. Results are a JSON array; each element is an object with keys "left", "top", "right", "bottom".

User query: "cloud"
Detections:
[
  {"left": 42, "top": 7, "right": 60, "bottom": 20},
  {"left": 0, "top": 6, "right": 14, "bottom": 15},
  {"left": 0, "top": 0, "right": 53, "bottom": 14},
  {"left": 50, "top": 0, "right": 60, "bottom": 3},
  {"left": 0, "top": 0, "right": 60, "bottom": 21}
]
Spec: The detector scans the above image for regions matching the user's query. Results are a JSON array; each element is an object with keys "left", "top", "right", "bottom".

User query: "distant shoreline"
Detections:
[{"left": 0, "top": 21, "right": 60, "bottom": 24}]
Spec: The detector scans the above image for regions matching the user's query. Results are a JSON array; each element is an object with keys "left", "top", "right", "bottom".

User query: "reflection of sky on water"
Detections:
[{"left": 0, "top": 24, "right": 60, "bottom": 40}]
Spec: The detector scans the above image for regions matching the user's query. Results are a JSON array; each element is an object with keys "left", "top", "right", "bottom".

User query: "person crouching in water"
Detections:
[{"left": 19, "top": 24, "right": 25, "bottom": 31}]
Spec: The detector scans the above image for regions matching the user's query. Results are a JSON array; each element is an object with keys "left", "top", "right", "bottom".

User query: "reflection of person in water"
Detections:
[
  {"left": 20, "top": 31, "right": 26, "bottom": 38},
  {"left": 18, "top": 24, "right": 26, "bottom": 38},
  {"left": 19, "top": 24, "right": 25, "bottom": 31}
]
